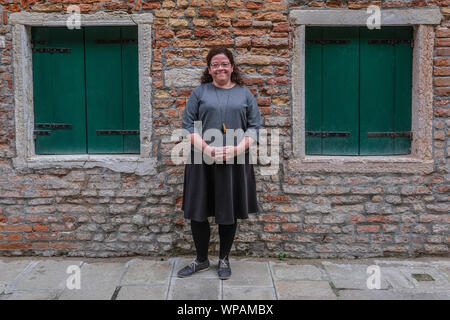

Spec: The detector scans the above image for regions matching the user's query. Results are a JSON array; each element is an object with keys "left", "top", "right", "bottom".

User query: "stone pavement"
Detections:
[{"left": 0, "top": 256, "right": 449, "bottom": 300}]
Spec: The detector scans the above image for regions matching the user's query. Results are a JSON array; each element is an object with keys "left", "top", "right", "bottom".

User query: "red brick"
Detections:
[
  {"left": 32, "top": 242, "right": 50, "bottom": 250},
  {"left": 367, "top": 216, "right": 397, "bottom": 223},
  {"left": 256, "top": 97, "right": 271, "bottom": 106},
  {"left": 326, "top": 1, "right": 345, "bottom": 8},
  {"left": 176, "top": 29, "right": 192, "bottom": 38},
  {"left": 434, "top": 77, "right": 450, "bottom": 86},
  {"left": 7, "top": 234, "right": 22, "bottom": 241},
  {"left": 435, "top": 107, "right": 450, "bottom": 117},
  {"left": 282, "top": 224, "right": 301, "bottom": 232},
  {"left": 0, "top": 243, "right": 32, "bottom": 250},
  {"left": 25, "top": 233, "right": 58, "bottom": 241},
  {"left": 142, "top": 1, "right": 161, "bottom": 9},
  {"left": 434, "top": 67, "right": 450, "bottom": 76},
  {"left": 243, "top": 77, "right": 265, "bottom": 86},
  {"left": 50, "top": 242, "right": 83, "bottom": 250},
  {"left": 198, "top": 8, "right": 215, "bottom": 17},
  {"left": 194, "top": 28, "right": 215, "bottom": 38},
  {"left": 436, "top": 39, "right": 450, "bottom": 47},
  {"left": 261, "top": 194, "right": 291, "bottom": 202},
  {"left": 437, "top": 186, "right": 450, "bottom": 193},
  {"left": 0, "top": 225, "right": 32, "bottom": 232},
  {"left": 155, "top": 29, "right": 175, "bottom": 38},
  {"left": 266, "top": 76, "right": 290, "bottom": 85},
  {"left": 348, "top": 1, "right": 382, "bottom": 9},
  {"left": 383, "top": 0, "right": 406, "bottom": 7},
  {"left": 308, "top": 1, "right": 325, "bottom": 7},
  {"left": 253, "top": 11, "right": 287, "bottom": 22},
  {"left": 264, "top": 224, "right": 279, "bottom": 232},
  {"left": 437, "top": 48, "right": 450, "bottom": 56},
  {"left": 436, "top": 28, "right": 450, "bottom": 38},
  {"left": 246, "top": 1, "right": 262, "bottom": 9},
  {"left": 384, "top": 246, "right": 408, "bottom": 253},
  {"left": 357, "top": 225, "right": 380, "bottom": 233},
  {"left": 33, "top": 224, "right": 49, "bottom": 232}
]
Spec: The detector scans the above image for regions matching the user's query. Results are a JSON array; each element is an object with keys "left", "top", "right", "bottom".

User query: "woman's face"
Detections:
[{"left": 208, "top": 53, "right": 234, "bottom": 85}]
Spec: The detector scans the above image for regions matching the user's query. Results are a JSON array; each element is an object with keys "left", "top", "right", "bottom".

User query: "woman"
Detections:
[{"left": 179, "top": 47, "right": 262, "bottom": 280}]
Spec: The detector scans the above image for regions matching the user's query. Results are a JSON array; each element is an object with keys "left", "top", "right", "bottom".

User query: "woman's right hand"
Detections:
[{"left": 203, "top": 145, "right": 216, "bottom": 158}]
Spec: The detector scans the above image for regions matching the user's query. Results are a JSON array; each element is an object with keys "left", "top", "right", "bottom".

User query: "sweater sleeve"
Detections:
[
  {"left": 244, "top": 88, "right": 262, "bottom": 144},
  {"left": 181, "top": 87, "right": 200, "bottom": 138}
]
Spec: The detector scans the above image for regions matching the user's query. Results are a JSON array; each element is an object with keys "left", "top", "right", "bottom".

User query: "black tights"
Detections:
[{"left": 190, "top": 219, "right": 237, "bottom": 262}]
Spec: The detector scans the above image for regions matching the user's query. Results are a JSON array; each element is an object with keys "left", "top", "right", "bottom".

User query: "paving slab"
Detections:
[
  {"left": 396, "top": 266, "right": 450, "bottom": 292},
  {"left": 58, "top": 262, "right": 125, "bottom": 300},
  {"left": 270, "top": 262, "right": 328, "bottom": 281},
  {"left": 275, "top": 280, "right": 337, "bottom": 300},
  {"left": 223, "top": 286, "right": 276, "bottom": 300},
  {"left": 121, "top": 259, "right": 171, "bottom": 285},
  {"left": 2, "top": 290, "right": 59, "bottom": 300},
  {"left": 116, "top": 285, "right": 167, "bottom": 300},
  {"left": 322, "top": 262, "right": 390, "bottom": 290},
  {"left": 337, "top": 289, "right": 405, "bottom": 300},
  {"left": 432, "top": 262, "right": 450, "bottom": 282},
  {"left": 379, "top": 267, "right": 415, "bottom": 289},
  {"left": 169, "top": 278, "right": 220, "bottom": 300},
  {"left": 221, "top": 260, "right": 272, "bottom": 287},
  {"left": 13, "top": 260, "right": 82, "bottom": 292},
  {"left": 0, "top": 260, "right": 34, "bottom": 283}
]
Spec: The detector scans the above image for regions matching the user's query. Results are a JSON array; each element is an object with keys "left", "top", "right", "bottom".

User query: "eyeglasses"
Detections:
[{"left": 210, "top": 62, "right": 231, "bottom": 69}]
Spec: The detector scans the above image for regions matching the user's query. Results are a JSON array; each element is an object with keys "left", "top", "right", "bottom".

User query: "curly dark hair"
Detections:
[{"left": 200, "top": 47, "right": 244, "bottom": 86}]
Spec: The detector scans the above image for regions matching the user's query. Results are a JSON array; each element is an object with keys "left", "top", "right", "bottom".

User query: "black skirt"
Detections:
[{"left": 181, "top": 150, "right": 259, "bottom": 225}]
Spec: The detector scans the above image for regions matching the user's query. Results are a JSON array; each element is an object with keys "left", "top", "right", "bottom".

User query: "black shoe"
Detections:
[
  {"left": 218, "top": 258, "right": 231, "bottom": 280},
  {"left": 177, "top": 259, "right": 210, "bottom": 278}
]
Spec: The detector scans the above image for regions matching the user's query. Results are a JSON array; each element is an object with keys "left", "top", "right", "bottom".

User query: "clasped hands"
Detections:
[{"left": 203, "top": 145, "right": 245, "bottom": 162}]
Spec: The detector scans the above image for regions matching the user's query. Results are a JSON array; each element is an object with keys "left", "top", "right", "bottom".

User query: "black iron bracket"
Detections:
[
  {"left": 306, "top": 131, "right": 351, "bottom": 137},
  {"left": 367, "top": 131, "right": 413, "bottom": 139},
  {"left": 368, "top": 39, "right": 412, "bottom": 46},
  {"left": 35, "top": 123, "right": 72, "bottom": 130},
  {"left": 96, "top": 130, "right": 139, "bottom": 136},
  {"left": 306, "top": 40, "right": 351, "bottom": 45},
  {"left": 95, "top": 39, "right": 138, "bottom": 44},
  {"left": 32, "top": 48, "right": 71, "bottom": 53}
]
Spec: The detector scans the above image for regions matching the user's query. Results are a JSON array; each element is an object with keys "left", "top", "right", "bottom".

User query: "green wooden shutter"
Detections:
[
  {"left": 85, "top": 26, "right": 140, "bottom": 154},
  {"left": 360, "top": 26, "right": 413, "bottom": 155},
  {"left": 305, "top": 26, "right": 412, "bottom": 156},
  {"left": 121, "top": 27, "right": 140, "bottom": 154},
  {"left": 32, "top": 27, "right": 87, "bottom": 154},
  {"left": 305, "top": 27, "right": 359, "bottom": 155}
]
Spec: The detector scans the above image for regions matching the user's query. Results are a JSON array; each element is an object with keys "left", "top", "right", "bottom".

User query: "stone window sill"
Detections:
[
  {"left": 12, "top": 155, "right": 158, "bottom": 175},
  {"left": 287, "top": 155, "right": 434, "bottom": 174}
]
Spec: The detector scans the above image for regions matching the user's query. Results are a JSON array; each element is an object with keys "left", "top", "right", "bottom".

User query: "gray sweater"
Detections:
[{"left": 182, "top": 82, "right": 262, "bottom": 150}]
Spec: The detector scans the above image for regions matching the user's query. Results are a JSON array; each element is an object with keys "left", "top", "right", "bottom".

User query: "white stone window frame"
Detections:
[
  {"left": 10, "top": 12, "right": 157, "bottom": 175},
  {"left": 289, "top": 8, "right": 442, "bottom": 174}
]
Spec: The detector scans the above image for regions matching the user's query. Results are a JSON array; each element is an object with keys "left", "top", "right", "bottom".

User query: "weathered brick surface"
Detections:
[{"left": 0, "top": 1, "right": 449, "bottom": 258}]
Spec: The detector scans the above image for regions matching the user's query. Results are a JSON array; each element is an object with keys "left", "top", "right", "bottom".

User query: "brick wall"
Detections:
[{"left": 0, "top": 0, "right": 449, "bottom": 258}]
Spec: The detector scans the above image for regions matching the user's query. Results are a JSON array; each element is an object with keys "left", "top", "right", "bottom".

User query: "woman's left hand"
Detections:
[{"left": 223, "top": 146, "right": 237, "bottom": 161}]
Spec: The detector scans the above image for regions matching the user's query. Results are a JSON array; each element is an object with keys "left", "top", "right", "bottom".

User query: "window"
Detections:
[
  {"left": 305, "top": 26, "right": 413, "bottom": 156},
  {"left": 289, "top": 8, "right": 441, "bottom": 174},
  {"left": 32, "top": 26, "right": 139, "bottom": 155},
  {"left": 11, "top": 12, "right": 155, "bottom": 174}
]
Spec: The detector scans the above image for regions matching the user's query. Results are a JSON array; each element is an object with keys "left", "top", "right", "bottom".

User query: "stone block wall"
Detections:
[{"left": 0, "top": 0, "right": 449, "bottom": 258}]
